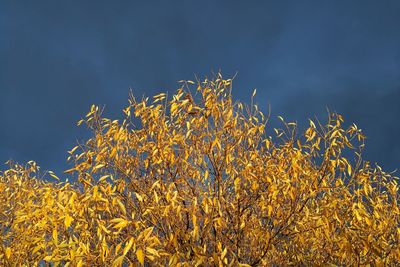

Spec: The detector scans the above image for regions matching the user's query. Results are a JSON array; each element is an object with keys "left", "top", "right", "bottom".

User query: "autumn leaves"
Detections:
[{"left": 0, "top": 74, "right": 399, "bottom": 266}]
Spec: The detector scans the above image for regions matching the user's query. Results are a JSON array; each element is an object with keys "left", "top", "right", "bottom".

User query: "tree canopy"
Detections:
[{"left": 1, "top": 74, "right": 399, "bottom": 266}]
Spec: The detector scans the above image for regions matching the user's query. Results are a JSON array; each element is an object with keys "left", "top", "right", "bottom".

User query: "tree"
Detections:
[{"left": 1, "top": 74, "right": 399, "bottom": 266}]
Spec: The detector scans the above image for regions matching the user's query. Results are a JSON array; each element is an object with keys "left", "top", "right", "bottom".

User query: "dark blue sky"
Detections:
[{"left": 1, "top": 1, "right": 399, "bottom": 177}]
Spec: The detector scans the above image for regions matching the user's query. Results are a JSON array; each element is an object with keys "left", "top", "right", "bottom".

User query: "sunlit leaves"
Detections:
[
  {"left": 0, "top": 74, "right": 399, "bottom": 266},
  {"left": 5, "top": 248, "right": 11, "bottom": 259},
  {"left": 135, "top": 248, "right": 144, "bottom": 265}
]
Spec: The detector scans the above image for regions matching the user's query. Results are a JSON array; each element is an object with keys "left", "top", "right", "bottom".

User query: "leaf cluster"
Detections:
[{"left": 1, "top": 74, "right": 399, "bottom": 266}]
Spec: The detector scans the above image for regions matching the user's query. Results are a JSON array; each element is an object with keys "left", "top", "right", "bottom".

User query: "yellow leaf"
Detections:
[
  {"left": 64, "top": 214, "right": 73, "bottom": 228},
  {"left": 68, "top": 146, "right": 79, "bottom": 154},
  {"left": 53, "top": 228, "right": 58, "bottom": 244},
  {"left": 117, "top": 199, "right": 127, "bottom": 215},
  {"left": 48, "top": 171, "right": 60, "bottom": 181},
  {"left": 113, "top": 255, "right": 125, "bottom": 266},
  {"left": 185, "top": 129, "right": 193, "bottom": 139},
  {"left": 153, "top": 92, "right": 166, "bottom": 99},
  {"left": 113, "top": 220, "right": 129, "bottom": 230},
  {"left": 234, "top": 177, "right": 240, "bottom": 191},
  {"left": 354, "top": 210, "right": 362, "bottom": 221},
  {"left": 170, "top": 103, "right": 178, "bottom": 114},
  {"left": 135, "top": 193, "right": 143, "bottom": 202},
  {"left": 5, "top": 247, "right": 11, "bottom": 259},
  {"left": 146, "top": 247, "right": 159, "bottom": 256},
  {"left": 221, "top": 247, "right": 227, "bottom": 259},
  {"left": 32, "top": 245, "right": 43, "bottom": 255},
  {"left": 334, "top": 211, "right": 342, "bottom": 224},
  {"left": 64, "top": 167, "right": 75, "bottom": 174},
  {"left": 251, "top": 181, "right": 259, "bottom": 191},
  {"left": 99, "top": 174, "right": 110, "bottom": 183},
  {"left": 93, "top": 164, "right": 105, "bottom": 170},
  {"left": 123, "top": 237, "right": 134, "bottom": 256},
  {"left": 110, "top": 218, "right": 126, "bottom": 223},
  {"left": 267, "top": 205, "right": 273, "bottom": 217},
  {"left": 136, "top": 248, "right": 144, "bottom": 265},
  {"left": 143, "top": 227, "right": 154, "bottom": 241},
  {"left": 195, "top": 258, "right": 203, "bottom": 267},
  {"left": 99, "top": 223, "right": 111, "bottom": 234},
  {"left": 115, "top": 243, "right": 122, "bottom": 255}
]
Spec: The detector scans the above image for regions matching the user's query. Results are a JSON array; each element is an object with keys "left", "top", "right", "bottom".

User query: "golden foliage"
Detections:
[{"left": 1, "top": 74, "right": 399, "bottom": 266}]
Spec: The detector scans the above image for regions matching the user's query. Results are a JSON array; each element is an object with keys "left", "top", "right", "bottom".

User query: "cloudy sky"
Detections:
[{"left": 1, "top": 1, "right": 399, "bottom": 177}]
